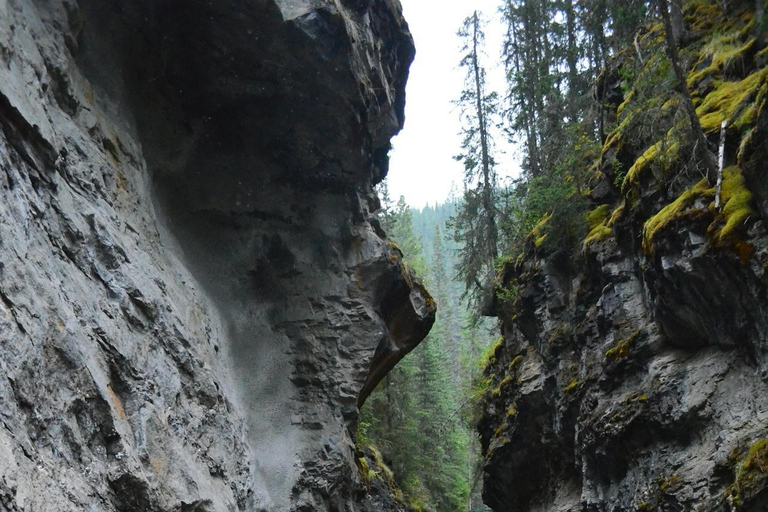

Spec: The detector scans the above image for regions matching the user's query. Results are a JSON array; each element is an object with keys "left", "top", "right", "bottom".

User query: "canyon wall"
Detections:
[
  {"left": 479, "top": 3, "right": 768, "bottom": 511},
  {"left": 0, "top": 0, "right": 432, "bottom": 510}
]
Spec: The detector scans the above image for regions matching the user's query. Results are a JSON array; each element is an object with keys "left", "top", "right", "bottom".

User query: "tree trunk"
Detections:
[
  {"left": 471, "top": 11, "right": 498, "bottom": 260},
  {"left": 565, "top": 0, "right": 579, "bottom": 103},
  {"left": 715, "top": 120, "right": 727, "bottom": 209},
  {"left": 634, "top": 33, "right": 645, "bottom": 64},
  {"left": 670, "top": 0, "right": 685, "bottom": 45},
  {"left": 657, "top": 0, "right": 717, "bottom": 179}
]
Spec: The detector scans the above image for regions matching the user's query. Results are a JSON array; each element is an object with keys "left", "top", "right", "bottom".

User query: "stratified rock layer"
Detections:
[
  {"left": 0, "top": 1, "right": 431, "bottom": 510},
  {"left": 479, "top": 3, "right": 768, "bottom": 512}
]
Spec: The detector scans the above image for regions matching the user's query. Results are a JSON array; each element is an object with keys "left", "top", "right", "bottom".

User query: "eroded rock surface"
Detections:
[
  {"left": 479, "top": 4, "right": 768, "bottom": 512},
  {"left": 0, "top": 0, "right": 432, "bottom": 510}
]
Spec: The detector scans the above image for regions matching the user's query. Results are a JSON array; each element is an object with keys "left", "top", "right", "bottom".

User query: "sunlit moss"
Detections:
[
  {"left": 563, "top": 379, "right": 582, "bottom": 393},
  {"left": 696, "top": 68, "right": 768, "bottom": 133},
  {"left": 609, "top": 201, "right": 626, "bottom": 226},
  {"left": 687, "top": 34, "right": 756, "bottom": 87},
  {"left": 662, "top": 97, "right": 680, "bottom": 111},
  {"left": 623, "top": 136, "right": 680, "bottom": 192},
  {"left": 726, "top": 438, "right": 768, "bottom": 508},
  {"left": 617, "top": 90, "right": 635, "bottom": 118},
  {"left": 531, "top": 213, "right": 552, "bottom": 248},
  {"left": 737, "top": 82, "right": 768, "bottom": 165},
  {"left": 491, "top": 375, "right": 512, "bottom": 398},
  {"left": 709, "top": 167, "right": 756, "bottom": 263},
  {"left": 583, "top": 204, "right": 612, "bottom": 247},
  {"left": 368, "top": 444, "right": 397, "bottom": 491},
  {"left": 642, "top": 179, "right": 713, "bottom": 254},
  {"left": 587, "top": 204, "right": 611, "bottom": 230},
  {"left": 480, "top": 336, "right": 505, "bottom": 368},
  {"left": 584, "top": 225, "right": 612, "bottom": 247},
  {"left": 583, "top": 202, "right": 624, "bottom": 248},
  {"left": 605, "top": 331, "right": 641, "bottom": 361}
]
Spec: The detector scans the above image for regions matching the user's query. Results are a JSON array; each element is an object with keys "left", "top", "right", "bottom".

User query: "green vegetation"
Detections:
[
  {"left": 726, "top": 438, "right": 768, "bottom": 508},
  {"left": 362, "top": 192, "right": 497, "bottom": 511},
  {"left": 688, "top": 34, "right": 756, "bottom": 87},
  {"left": 622, "top": 133, "right": 682, "bottom": 191},
  {"left": 642, "top": 179, "right": 713, "bottom": 253},
  {"left": 364, "top": 1, "right": 767, "bottom": 509},
  {"left": 695, "top": 68, "right": 768, "bottom": 132},
  {"left": 641, "top": 166, "right": 756, "bottom": 258},
  {"left": 605, "top": 332, "right": 640, "bottom": 362},
  {"left": 563, "top": 379, "right": 583, "bottom": 393},
  {"left": 450, "top": 12, "right": 500, "bottom": 310},
  {"left": 583, "top": 201, "right": 627, "bottom": 247},
  {"left": 710, "top": 167, "right": 755, "bottom": 247},
  {"left": 584, "top": 205, "right": 612, "bottom": 246}
]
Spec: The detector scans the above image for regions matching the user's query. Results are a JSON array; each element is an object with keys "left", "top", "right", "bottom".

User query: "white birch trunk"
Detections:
[{"left": 715, "top": 120, "right": 727, "bottom": 210}]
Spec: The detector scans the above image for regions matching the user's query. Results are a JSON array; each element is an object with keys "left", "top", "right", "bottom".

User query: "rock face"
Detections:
[
  {"left": 478, "top": 5, "right": 768, "bottom": 512},
  {"left": 0, "top": 1, "right": 432, "bottom": 511}
]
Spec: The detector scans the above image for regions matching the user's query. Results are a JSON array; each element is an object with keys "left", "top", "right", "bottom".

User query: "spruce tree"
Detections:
[{"left": 451, "top": 11, "right": 500, "bottom": 306}]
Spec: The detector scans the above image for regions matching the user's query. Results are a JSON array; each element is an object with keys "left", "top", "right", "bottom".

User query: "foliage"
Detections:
[
  {"left": 523, "top": 168, "right": 589, "bottom": 253},
  {"left": 365, "top": 192, "right": 497, "bottom": 511},
  {"left": 726, "top": 438, "right": 768, "bottom": 508},
  {"left": 450, "top": 11, "right": 501, "bottom": 309}
]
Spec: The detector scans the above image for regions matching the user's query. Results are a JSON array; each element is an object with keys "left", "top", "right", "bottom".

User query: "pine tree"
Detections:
[
  {"left": 376, "top": 181, "right": 397, "bottom": 234},
  {"left": 451, "top": 11, "right": 500, "bottom": 305}
]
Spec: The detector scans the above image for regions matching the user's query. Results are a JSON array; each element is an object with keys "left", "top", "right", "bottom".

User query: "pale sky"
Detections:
[{"left": 387, "top": 0, "right": 521, "bottom": 209}]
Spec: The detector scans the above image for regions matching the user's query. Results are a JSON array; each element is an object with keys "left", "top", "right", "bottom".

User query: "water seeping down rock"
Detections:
[
  {"left": 0, "top": 1, "right": 434, "bottom": 510},
  {"left": 479, "top": 2, "right": 768, "bottom": 511}
]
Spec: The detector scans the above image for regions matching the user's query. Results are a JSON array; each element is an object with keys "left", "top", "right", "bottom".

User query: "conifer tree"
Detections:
[{"left": 451, "top": 11, "right": 500, "bottom": 305}]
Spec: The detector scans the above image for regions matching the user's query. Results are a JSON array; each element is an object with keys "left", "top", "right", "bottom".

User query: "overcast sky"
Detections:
[{"left": 386, "top": 0, "right": 521, "bottom": 209}]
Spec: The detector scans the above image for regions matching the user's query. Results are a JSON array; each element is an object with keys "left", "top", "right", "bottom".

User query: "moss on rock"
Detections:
[
  {"left": 642, "top": 179, "right": 714, "bottom": 254},
  {"left": 696, "top": 68, "right": 768, "bottom": 132},
  {"left": 726, "top": 438, "right": 768, "bottom": 508},
  {"left": 710, "top": 167, "right": 756, "bottom": 246},
  {"left": 623, "top": 135, "right": 681, "bottom": 192}
]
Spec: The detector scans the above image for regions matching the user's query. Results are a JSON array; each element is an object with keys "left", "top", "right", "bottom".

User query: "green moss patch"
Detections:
[
  {"left": 709, "top": 167, "right": 756, "bottom": 263},
  {"left": 710, "top": 167, "right": 755, "bottom": 246},
  {"left": 726, "top": 438, "right": 768, "bottom": 508},
  {"left": 642, "top": 179, "right": 714, "bottom": 254},
  {"left": 531, "top": 213, "right": 552, "bottom": 248},
  {"left": 623, "top": 134, "right": 681, "bottom": 192},
  {"left": 609, "top": 202, "right": 626, "bottom": 225},
  {"left": 605, "top": 331, "right": 640, "bottom": 362},
  {"left": 688, "top": 35, "right": 756, "bottom": 88},
  {"left": 563, "top": 379, "right": 582, "bottom": 393},
  {"left": 641, "top": 167, "right": 756, "bottom": 260},
  {"left": 491, "top": 375, "right": 513, "bottom": 398},
  {"left": 584, "top": 204, "right": 612, "bottom": 246},
  {"left": 696, "top": 68, "right": 768, "bottom": 132},
  {"left": 584, "top": 202, "right": 627, "bottom": 248}
]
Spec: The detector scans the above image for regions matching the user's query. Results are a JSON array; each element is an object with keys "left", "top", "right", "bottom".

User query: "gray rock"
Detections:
[
  {"left": 481, "top": 207, "right": 768, "bottom": 511},
  {"left": 0, "top": 0, "right": 431, "bottom": 510}
]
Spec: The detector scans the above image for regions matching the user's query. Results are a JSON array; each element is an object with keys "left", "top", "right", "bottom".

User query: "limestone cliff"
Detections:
[
  {"left": 0, "top": 1, "right": 433, "bottom": 511},
  {"left": 479, "top": 2, "right": 768, "bottom": 511}
]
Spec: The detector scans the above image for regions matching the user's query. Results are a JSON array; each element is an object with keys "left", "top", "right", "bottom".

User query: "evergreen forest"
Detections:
[{"left": 359, "top": 0, "right": 768, "bottom": 510}]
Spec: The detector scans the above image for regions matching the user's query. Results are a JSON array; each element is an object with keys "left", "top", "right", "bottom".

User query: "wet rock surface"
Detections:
[
  {"left": 482, "top": 216, "right": 768, "bottom": 512},
  {"left": 0, "top": 0, "right": 431, "bottom": 510},
  {"left": 479, "top": 15, "right": 768, "bottom": 512}
]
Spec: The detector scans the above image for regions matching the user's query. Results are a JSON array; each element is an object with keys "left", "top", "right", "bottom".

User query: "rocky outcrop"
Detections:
[
  {"left": 0, "top": 0, "right": 433, "bottom": 511},
  {"left": 479, "top": 3, "right": 768, "bottom": 512}
]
